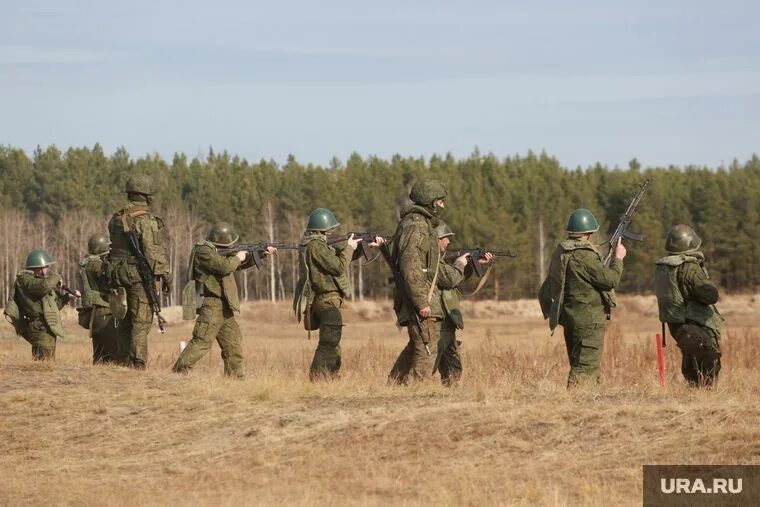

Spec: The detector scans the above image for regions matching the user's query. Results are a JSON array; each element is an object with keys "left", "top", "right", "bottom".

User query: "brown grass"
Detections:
[{"left": 1, "top": 296, "right": 759, "bottom": 506}]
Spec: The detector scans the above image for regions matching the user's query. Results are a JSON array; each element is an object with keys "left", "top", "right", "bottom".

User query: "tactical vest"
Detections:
[
  {"left": 654, "top": 254, "right": 724, "bottom": 334},
  {"left": 108, "top": 204, "right": 150, "bottom": 258},
  {"left": 14, "top": 271, "right": 65, "bottom": 338},
  {"left": 189, "top": 241, "right": 241, "bottom": 312},
  {"left": 78, "top": 255, "right": 108, "bottom": 309},
  {"left": 301, "top": 234, "right": 351, "bottom": 297}
]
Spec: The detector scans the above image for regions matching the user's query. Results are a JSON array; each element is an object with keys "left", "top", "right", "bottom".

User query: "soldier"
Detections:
[
  {"left": 78, "top": 234, "right": 119, "bottom": 364},
  {"left": 173, "top": 223, "right": 274, "bottom": 377},
  {"left": 294, "top": 208, "right": 377, "bottom": 380},
  {"left": 538, "top": 209, "right": 627, "bottom": 386},
  {"left": 654, "top": 225, "right": 723, "bottom": 387},
  {"left": 433, "top": 222, "right": 493, "bottom": 386},
  {"left": 388, "top": 179, "right": 449, "bottom": 384},
  {"left": 12, "top": 250, "right": 79, "bottom": 360},
  {"left": 106, "top": 173, "right": 171, "bottom": 369}
]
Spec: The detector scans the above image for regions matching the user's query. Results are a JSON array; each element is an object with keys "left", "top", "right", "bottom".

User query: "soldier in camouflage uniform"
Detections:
[
  {"left": 538, "top": 209, "right": 627, "bottom": 386},
  {"left": 13, "top": 250, "right": 79, "bottom": 360},
  {"left": 173, "top": 223, "right": 274, "bottom": 377},
  {"left": 106, "top": 173, "right": 171, "bottom": 369},
  {"left": 293, "top": 208, "right": 366, "bottom": 380},
  {"left": 654, "top": 225, "right": 723, "bottom": 386},
  {"left": 433, "top": 222, "right": 493, "bottom": 385},
  {"left": 388, "top": 180, "right": 449, "bottom": 384},
  {"left": 78, "top": 234, "right": 119, "bottom": 364}
]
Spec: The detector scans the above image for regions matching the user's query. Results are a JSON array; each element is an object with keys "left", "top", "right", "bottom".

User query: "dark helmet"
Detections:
[
  {"left": 665, "top": 224, "right": 702, "bottom": 254},
  {"left": 566, "top": 209, "right": 600, "bottom": 235},
  {"left": 87, "top": 233, "right": 111, "bottom": 256},
  {"left": 306, "top": 208, "right": 339, "bottom": 232},
  {"left": 409, "top": 180, "right": 448, "bottom": 207},
  {"left": 435, "top": 221, "right": 455, "bottom": 239},
  {"left": 26, "top": 249, "right": 55, "bottom": 269},
  {"left": 125, "top": 173, "right": 154, "bottom": 195},
  {"left": 207, "top": 222, "right": 240, "bottom": 247}
]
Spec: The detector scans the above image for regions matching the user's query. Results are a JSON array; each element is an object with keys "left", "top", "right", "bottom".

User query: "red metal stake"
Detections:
[{"left": 655, "top": 333, "right": 666, "bottom": 386}]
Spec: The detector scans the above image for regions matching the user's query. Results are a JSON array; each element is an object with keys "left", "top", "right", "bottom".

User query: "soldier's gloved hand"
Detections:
[
  {"left": 161, "top": 274, "right": 172, "bottom": 293},
  {"left": 235, "top": 251, "right": 248, "bottom": 262},
  {"left": 454, "top": 253, "right": 470, "bottom": 270},
  {"left": 418, "top": 305, "right": 432, "bottom": 318},
  {"left": 614, "top": 238, "right": 627, "bottom": 260},
  {"left": 346, "top": 233, "right": 360, "bottom": 250},
  {"left": 263, "top": 246, "right": 277, "bottom": 256},
  {"left": 480, "top": 252, "right": 495, "bottom": 264}
]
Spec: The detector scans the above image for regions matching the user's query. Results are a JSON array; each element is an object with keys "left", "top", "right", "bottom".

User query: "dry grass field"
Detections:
[{"left": 1, "top": 295, "right": 759, "bottom": 506}]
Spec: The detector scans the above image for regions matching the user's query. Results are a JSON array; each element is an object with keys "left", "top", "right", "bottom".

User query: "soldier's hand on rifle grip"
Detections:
[
  {"left": 480, "top": 252, "right": 495, "bottom": 264},
  {"left": 235, "top": 251, "right": 248, "bottom": 262},
  {"left": 454, "top": 252, "right": 470, "bottom": 270},
  {"left": 263, "top": 246, "right": 277, "bottom": 256},
  {"left": 369, "top": 236, "right": 385, "bottom": 247},
  {"left": 346, "top": 233, "right": 360, "bottom": 250},
  {"left": 418, "top": 305, "right": 432, "bottom": 318},
  {"left": 615, "top": 238, "right": 627, "bottom": 260},
  {"left": 161, "top": 274, "right": 172, "bottom": 293}
]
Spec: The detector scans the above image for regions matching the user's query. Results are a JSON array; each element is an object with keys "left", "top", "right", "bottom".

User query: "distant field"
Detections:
[{"left": 1, "top": 296, "right": 759, "bottom": 506}]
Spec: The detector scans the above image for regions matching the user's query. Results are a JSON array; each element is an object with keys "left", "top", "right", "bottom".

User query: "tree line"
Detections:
[{"left": 1, "top": 144, "right": 758, "bottom": 305}]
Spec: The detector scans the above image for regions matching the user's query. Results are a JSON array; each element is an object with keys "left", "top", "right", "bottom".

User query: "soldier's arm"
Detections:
[
  {"left": 398, "top": 223, "right": 431, "bottom": 309},
  {"left": 195, "top": 246, "right": 242, "bottom": 276},
  {"left": 437, "top": 261, "right": 465, "bottom": 290},
  {"left": 134, "top": 215, "right": 171, "bottom": 276},
  {"left": 309, "top": 240, "right": 355, "bottom": 277},
  {"left": 680, "top": 262, "right": 719, "bottom": 305},
  {"left": 572, "top": 250, "right": 623, "bottom": 291},
  {"left": 20, "top": 274, "right": 62, "bottom": 299}
]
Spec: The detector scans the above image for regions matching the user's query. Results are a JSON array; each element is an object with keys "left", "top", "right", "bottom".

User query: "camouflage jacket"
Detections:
[
  {"left": 14, "top": 270, "right": 67, "bottom": 337},
  {"left": 539, "top": 239, "right": 623, "bottom": 331},
  {"left": 437, "top": 258, "right": 468, "bottom": 329},
  {"left": 108, "top": 201, "right": 170, "bottom": 276},
  {"left": 298, "top": 232, "right": 357, "bottom": 299},
  {"left": 78, "top": 255, "right": 109, "bottom": 309},
  {"left": 190, "top": 241, "right": 243, "bottom": 312},
  {"left": 390, "top": 204, "right": 442, "bottom": 323}
]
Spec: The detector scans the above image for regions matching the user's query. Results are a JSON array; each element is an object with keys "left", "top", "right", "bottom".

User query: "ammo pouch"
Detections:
[
  {"left": 108, "top": 287, "right": 128, "bottom": 321},
  {"left": 674, "top": 323, "right": 717, "bottom": 355},
  {"left": 77, "top": 307, "right": 93, "bottom": 330},
  {"left": 303, "top": 302, "right": 319, "bottom": 331}
]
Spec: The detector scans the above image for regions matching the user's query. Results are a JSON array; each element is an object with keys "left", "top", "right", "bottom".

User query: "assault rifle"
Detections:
[
  {"left": 603, "top": 179, "right": 650, "bottom": 266},
  {"left": 443, "top": 248, "right": 517, "bottom": 277},
  {"left": 379, "top": 243, "right": 430, "bottom": 356},
  {"left": 218, "top": 242, "right": 297, "bottom": 269},
  {"left": 326, "top": 232, "right": 390, "bottom": 260},
  {"left": 58, "top": 284, "right": 81, "bottom": 299},
  {"left": 127, "top": 228, "right": 168, "bottom": 333}
]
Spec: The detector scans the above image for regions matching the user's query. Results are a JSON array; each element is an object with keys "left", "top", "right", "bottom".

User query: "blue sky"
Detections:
[{"left": 2, "top": 0, "right": 758, "bottom": 168}]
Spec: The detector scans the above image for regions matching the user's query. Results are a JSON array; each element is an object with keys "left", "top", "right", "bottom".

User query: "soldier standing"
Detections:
[
  {"left": 654, "top": 225, "right": 723, "bottom": 386},
  {"left": 294, "top": 208, "right": 364, "bottom": 380},
  {"left": 433, "top": 222, "right": 493, "bottom": 385},
  {"left": 12, "top": 250, "right": 79, "bottom": 360},
  {"left": 538, "top": 209, "right": 627, "bottom": 386},
  {"left": 173, "top": 223, "right": 274, "bottom": 377},
  {"left": 387, "top": 180, "right": 449, "bottom": 384},
  {"left": 78, "top": 234, "right": 119, "bottom": 364},
  {"left": 106, "top": 173, "right": 171, "bottom": 369}
]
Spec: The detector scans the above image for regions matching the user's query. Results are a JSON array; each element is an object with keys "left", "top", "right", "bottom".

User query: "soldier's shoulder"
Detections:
[{"left": 569, "top": 248, "right": 602, "bottom": 266}]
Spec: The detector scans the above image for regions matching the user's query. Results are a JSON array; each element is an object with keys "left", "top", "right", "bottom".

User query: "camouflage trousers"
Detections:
[
  {"left": 173, "top": 296, "right": 244, "bottom": 377},
  {"left": 309, "top": 295, "right": 343, "bottom": 381},
  {"left": 90, "top": 306, "right": 119, "bottom": 365},
  {"left": 434, "top": 318, "right": 462, "bottom": 386},
  {"left": 115, "top": 283, "right": 154, "bottom": 369},
  {"left": 563, "top": 322, "right": 605, "bottom": 386},
  {"left": 388, "top": 318, "right": 439, "bottom": 384},
  {"left": 671, "top": 323, "right": 722, "bottom": 387},
  {"left": 21, "top": 319, "right": 57, "bottom": 360}
]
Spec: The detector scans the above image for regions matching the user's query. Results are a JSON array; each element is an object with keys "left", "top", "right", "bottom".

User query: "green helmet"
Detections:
[
  {"left": 306, "top": 208, "right": 339, "bottom": 231},
  {"left": 207, "top": 222, "right": 240, "bottom": 247},
  {"left": 435, "top": 221, "right": 455, "bottom": 239},
  {"left": 665, "top": 224, "right": 702, "bottom": 254},
  {"left": 125, "top": 173, "right": 154, "bottom": 195},
  {"left": 409, "top": 180, "right": 448, "bottom": 207},
  {"left": 566, "top": 209, "right": 600, "bottom": 235},
  {"left": 26, "top": 249, "right": 55, "bottom": 269},
  {"left": 87, "top": 233, "right": 111, "bottom": 256}
]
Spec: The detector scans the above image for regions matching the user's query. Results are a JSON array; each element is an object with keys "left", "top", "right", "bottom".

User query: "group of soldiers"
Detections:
[{"left": 5, "top": 175, "right": 723, "bottom": 387}]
